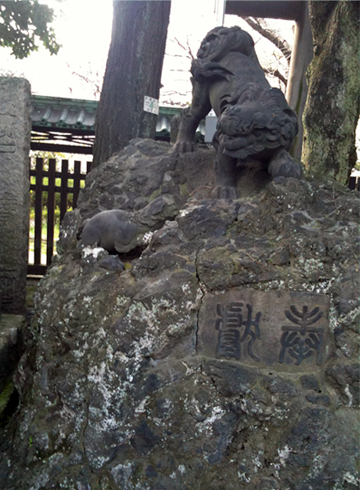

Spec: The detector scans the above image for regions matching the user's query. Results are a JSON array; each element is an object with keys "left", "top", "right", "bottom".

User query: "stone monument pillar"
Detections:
[{"left": 0, "top": 78, "right": 31, "bottom": 314}]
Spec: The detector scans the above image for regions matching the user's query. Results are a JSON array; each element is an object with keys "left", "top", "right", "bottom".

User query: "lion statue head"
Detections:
[{"left": 196, "top": 26, "right": 255, "bottom": 62}]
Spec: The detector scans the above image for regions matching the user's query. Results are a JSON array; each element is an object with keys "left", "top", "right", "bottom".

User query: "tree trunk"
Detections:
[
  {"left": 93, "top": 1, "right": 171, "bottom": 167},
  {"left": 302, "top": 1, "right": 360, "bottom": 184}
]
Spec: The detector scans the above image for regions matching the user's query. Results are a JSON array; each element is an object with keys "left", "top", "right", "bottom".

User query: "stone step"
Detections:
[{"left": 0, "top": 314, "right": 24, "bottom": 421}]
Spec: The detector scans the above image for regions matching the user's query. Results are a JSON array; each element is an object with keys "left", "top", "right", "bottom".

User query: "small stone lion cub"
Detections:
[{"left": 173, "top": 26, "right": 302, "bottom": 198}]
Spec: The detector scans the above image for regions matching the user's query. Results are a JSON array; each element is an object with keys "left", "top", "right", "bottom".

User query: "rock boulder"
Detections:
[{"left": 1, "top": 139, "right": 359, "bottom": 490}]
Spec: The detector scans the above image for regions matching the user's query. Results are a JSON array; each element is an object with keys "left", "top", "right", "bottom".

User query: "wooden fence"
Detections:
[
  {"left": 349, "top": 175, "right": 360, "bottom": 191},
  {"left": 28, "top": 158, "right": 91, "bottom": 276}
]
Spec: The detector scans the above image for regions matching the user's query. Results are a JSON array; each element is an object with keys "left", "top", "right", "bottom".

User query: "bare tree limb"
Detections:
[
  {"left": 162, "top": 90, "right": 190, "bottom": 97},
  {"left": 165, "top": 53, "right": 192, "bottom": 58},
  {"left": 66, "top": 62, "right": 102, "bottom": 98},
  {"left": 243, "top": 17, "right": 292, "bottom": 65},
  {"left": 263, "top": 67, "right": 288, "bottom": 87},
  {"left": 186, "top": 37, "right": 195, "bottom": 60},
  {"left": 173, "top": 36, "right": 195, "bottom": 60}
]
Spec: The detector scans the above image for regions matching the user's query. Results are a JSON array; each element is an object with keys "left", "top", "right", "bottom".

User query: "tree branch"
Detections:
[
  {"left": 263, "top": 67, "right": 288, "bottom": 87},
  {"left": 172, "top": 36, "right": 195, "bottom": 60},
  {"left": 243, "top": 17, "right": 292, "bottom": 65}
]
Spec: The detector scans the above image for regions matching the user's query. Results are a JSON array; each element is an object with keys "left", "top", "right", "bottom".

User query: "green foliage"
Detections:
[
  {"left": 29, "top": 207, "right": 61, "bottom": 256},
  {"left": 0, "top": 0, "right": 60, "bottom": 59},
  {"left": 29, "top": 177, "right": 85, "bottom": 208}
]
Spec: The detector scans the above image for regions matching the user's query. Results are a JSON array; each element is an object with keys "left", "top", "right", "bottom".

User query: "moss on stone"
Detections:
[
  {"left": 0, "top": 378, "right": 15, "bottom": 415},
  {"left": 302, "top": 0, "right": 360, "bottom": 184},
  {"left": 179, "top": 182, "right": 189, "bottom": 197}
]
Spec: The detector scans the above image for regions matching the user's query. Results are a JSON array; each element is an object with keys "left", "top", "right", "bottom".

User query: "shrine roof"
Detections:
[{"left": 30, "top": 95, "right": 182, "bottom": 135}]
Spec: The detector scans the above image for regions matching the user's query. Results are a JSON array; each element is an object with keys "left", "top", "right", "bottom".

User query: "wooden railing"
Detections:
[
  {"left": 28, "top": 158, "right": 91, "bottom": 275},
  {"left": 349, "top": 175, "right": 360, "bottom": 191}
]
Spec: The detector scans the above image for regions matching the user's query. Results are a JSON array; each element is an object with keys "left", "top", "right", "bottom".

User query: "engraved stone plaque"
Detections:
[{"left": 198, "top": 289, "right": 333, "bottom": 372}]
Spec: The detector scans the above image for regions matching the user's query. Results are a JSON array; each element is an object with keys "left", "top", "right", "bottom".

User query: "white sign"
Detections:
[{"left": 143, "top": 96, "right": 159, "bottom": 115}]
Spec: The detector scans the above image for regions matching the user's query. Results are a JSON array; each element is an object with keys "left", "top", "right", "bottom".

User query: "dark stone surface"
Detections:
[
  {"left": 0, "top": 139, "right": 359, "bottom": 489},
  {"left": 0, "top": 78, "right": 31, "bottom": 314},
  {"left": 0, "top": 316, "right": 24, "bottom": 393}
]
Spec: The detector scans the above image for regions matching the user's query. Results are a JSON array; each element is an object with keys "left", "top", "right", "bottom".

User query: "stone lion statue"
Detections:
[{"left": 173, "top": 26, "right": 302, "bottom": 198}]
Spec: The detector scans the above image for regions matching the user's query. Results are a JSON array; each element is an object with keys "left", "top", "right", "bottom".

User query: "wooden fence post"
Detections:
[
  {"left": 34, "top": 158, "right": 43, "bottom": 267},
  {"left": 60, "top": 160, "right": 69, "bottom": 222},
  {"left": 46, "top": 159, "right": 56, "bottom": 266},
  {"left": 73, "top": 161, "right": 81, "bottom": 209}
]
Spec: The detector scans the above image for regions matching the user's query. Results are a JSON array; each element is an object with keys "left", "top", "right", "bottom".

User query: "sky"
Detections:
[
  {"left": 0, "top": 0, "right": 295, "bottom": 106},
  {"left": 0, "top": 0, "right": 113, "bottom": 98}
]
